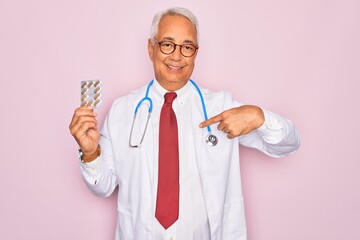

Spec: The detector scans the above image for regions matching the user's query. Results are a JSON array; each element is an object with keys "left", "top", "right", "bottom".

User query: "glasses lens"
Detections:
[
  {"left": 159, "top": 41, "right": 175, "bottom": 54},
  {"left": 181, "top": 44, "right": 196, "bottom": 57},
  {"left": 158, "top": 40, "right": 197, "bottom": 57}
]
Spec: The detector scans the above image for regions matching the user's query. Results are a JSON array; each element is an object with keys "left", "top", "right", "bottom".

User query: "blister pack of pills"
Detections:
[{"left": 81, "top": 80, "right": 102, "bottom": 108}]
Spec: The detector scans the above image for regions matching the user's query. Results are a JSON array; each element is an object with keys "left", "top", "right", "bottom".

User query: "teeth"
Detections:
[{"left": 168, "top": 65, "right": 182, "bottom": 69}]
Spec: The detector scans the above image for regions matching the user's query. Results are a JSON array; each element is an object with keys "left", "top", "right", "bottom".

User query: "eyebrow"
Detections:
[{"left": 161, "top": 37, "right": 197, "bottom": 45}]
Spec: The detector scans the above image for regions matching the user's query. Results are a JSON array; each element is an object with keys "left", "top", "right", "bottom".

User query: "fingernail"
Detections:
[{"left": 199, "top": 123, "right": 203, "bottom": 128}]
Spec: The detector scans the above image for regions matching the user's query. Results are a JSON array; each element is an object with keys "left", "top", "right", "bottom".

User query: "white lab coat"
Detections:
[{"left": 81, "top": 82, "right": 300, "bottom": 240}]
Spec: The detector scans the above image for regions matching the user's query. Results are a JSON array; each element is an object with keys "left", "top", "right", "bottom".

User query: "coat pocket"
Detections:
[
  {"left": 222, "top": 198, "right": 247, "bottom": 240},
  {"left": 116, "top": 210, "right": 134, "bottom": 240}
]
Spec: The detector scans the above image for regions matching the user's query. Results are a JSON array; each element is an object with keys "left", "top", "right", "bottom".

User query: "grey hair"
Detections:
[{"left": 150, "top": 7, "right": 199, "bottom": 43}]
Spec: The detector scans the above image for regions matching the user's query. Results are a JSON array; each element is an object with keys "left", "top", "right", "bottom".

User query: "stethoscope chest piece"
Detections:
[{"left": 205, "top": 133, "right": 218, "bottom": 147}]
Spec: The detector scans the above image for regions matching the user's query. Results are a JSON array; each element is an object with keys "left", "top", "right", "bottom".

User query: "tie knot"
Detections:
[{"left": 164, "top": 92, "right": 177, "bottom": 104}]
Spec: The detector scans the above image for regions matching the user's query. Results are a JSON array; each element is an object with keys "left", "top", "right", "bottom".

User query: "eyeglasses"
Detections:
[{"left": 154, "top": 39, "right": 199, "bottom": 57}]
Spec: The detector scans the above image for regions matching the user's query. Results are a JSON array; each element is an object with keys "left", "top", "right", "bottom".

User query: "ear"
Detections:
[
  {"left": 193, "top": 48, "right": 199, "bottom": 59},
  {"left": 148, "top": 39, "right": 154, "bottom": 61}
]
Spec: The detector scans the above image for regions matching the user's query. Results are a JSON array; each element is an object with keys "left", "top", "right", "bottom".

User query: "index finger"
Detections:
[
  {"left": 70, "top": 106, "right": 96, "bottom": 126},
  {"left": 76, "top": 105, "right": 96, "bottom": 114},
  {"left": 199, "top": 114, "right": 223, "bottom": 128}
]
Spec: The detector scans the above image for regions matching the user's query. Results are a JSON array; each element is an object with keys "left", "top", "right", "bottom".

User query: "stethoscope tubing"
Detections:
[
  {"left": 189, "top": 79, "right": 211, "bottom": 133},
  {"left": 134, "top": 80, "right": 154, "bottom": 114},
  {"left": 135, "top": 79, "right": 210, "bottom": 130},
  {"left": 130, "top": 79, "right": 217, "bottom": 147}
]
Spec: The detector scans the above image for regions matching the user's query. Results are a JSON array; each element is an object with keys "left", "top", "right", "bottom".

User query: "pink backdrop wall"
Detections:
[{"left": 1, "top": 0, "right": 359, "bottom": 239}]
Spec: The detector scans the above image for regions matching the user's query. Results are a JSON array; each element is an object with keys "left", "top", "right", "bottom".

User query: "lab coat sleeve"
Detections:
[
  {"left": 238, "top": 108, "right": 300, "bottom": 158},
  {"left": 79, "top": 113, "right": 118, "bottom": 197}
]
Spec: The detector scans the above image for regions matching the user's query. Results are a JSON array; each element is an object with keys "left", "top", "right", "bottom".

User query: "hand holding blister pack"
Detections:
[{"left": 81, "top": 80, "right": 102, "bottom": 108}]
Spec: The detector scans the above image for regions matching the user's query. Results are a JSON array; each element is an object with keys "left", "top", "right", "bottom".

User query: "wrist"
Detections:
[{"left": 79, "top": 145, "right": 101, "bottom": 163}]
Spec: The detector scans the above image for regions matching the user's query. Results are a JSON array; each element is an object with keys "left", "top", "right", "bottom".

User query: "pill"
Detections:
[
  {"left": 94, "top": 81, "right": 101, "bottom": 87},
  {"left": 94, "top": 93, "right": 100, "bottom": 100},
  {"left": 94, "top": 99, "right": 101, "bottom": 107},
  {"left": 87, "top": 81, "right": 93, "bottom": 88},
  {"left": 81, "top": 88, "right": 88, "bottom": 95}
]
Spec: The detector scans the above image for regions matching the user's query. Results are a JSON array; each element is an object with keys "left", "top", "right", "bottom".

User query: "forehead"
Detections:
[{"left": 157, "top": 15, "right": 197, "bottom": 43}]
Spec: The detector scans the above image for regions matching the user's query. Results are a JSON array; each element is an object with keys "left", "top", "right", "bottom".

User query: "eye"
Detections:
[
  {"left": 161, "top": 42, "right": 174, "bottom": 48},
  {"left": 183, "top": 45, "right": 195, "bottom": 51}
]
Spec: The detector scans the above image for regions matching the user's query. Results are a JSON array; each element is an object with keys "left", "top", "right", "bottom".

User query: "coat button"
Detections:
[{"left": 145, "top": 224, "right": 152, "bottom": 232}]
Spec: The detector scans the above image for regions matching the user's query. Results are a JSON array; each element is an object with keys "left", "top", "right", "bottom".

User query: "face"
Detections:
[{"left": 148, "top": 15, "right": 198, "bottom": 91}]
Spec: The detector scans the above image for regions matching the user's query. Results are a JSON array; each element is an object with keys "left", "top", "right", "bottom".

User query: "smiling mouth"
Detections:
[{"left": 166, "top": 64, "right": 184, "bottom": 71}]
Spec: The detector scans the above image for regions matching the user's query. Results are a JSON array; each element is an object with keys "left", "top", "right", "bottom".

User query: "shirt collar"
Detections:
[{"left": 152, "top": 79, "right": 192, "bottom": 105}]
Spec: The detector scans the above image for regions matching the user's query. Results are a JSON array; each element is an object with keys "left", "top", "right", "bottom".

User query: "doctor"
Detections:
[{"left": 69, "top": 7, "right": 300, "bottom": 240}]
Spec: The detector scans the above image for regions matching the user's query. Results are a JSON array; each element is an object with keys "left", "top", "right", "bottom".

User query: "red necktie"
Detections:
[{"left": 155, "top": 92, "right": 179, "bottom": 229}]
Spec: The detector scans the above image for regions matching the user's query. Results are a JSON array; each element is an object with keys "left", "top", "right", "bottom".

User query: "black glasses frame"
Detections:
[{"left": 154, "top": 39, "right": 199, "bottom": 57}]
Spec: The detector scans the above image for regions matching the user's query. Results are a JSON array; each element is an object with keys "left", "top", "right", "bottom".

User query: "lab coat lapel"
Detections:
[
  {"left": 191, "top": 88, "right": 222, "bottom": 238},
  {"left": 143, "top": 115, "right": 154, "bottom": 188},
  {"left": 191, "top": 89, "right": 207, "bottom": 174},
  {"left": 131, "top": 88, "right": 155, "bottom": 189}
]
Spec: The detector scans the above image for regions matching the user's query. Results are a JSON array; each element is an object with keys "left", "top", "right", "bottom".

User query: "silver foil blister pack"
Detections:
[{"left": 81, "top": 80, "right": 102, "bottom": 107}]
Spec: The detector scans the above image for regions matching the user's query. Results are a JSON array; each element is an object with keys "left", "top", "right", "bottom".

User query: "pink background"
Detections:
[{"left": 1, "top": 0, "right": 359, "bottom": 239}]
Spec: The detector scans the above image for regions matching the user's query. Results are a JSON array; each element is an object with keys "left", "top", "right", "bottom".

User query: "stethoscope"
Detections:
[{"left": 129, "top": 79, "right": 218, "bottom": 148}]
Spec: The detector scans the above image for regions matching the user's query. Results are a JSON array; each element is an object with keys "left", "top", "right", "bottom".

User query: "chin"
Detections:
[
  {"left": 160, "top": 77, "right": 187, "bottom": 90},
  {"left": 168, "top": 77, "right": 188, "bottom": 84}
]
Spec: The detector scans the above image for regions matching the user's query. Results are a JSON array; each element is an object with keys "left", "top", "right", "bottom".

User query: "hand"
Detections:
[
  {"left": 69, "top": 106, "right": 99, "bottom": 156},
  {"left": 199, "top": 105, "right": 265, "bottom": 139}
]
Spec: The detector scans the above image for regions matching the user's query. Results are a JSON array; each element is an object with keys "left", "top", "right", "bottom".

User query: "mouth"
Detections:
[{"left": 166, "top": 64, "right": 184, "bottom": 71}]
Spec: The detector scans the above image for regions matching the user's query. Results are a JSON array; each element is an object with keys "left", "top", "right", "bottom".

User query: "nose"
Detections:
[{"left": 170, "top": 45, "right": 182, "bottom": 60}]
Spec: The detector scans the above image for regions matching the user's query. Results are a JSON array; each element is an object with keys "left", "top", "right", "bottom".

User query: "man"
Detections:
[{"left": 69, "top": 7, "right": 299, "bottom": 240}]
